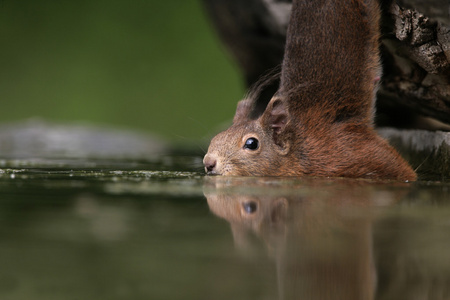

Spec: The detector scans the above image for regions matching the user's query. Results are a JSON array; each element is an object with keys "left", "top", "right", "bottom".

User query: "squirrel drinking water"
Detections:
[{"left": 203, "top": 0, "right": 416, "bottom": 181}]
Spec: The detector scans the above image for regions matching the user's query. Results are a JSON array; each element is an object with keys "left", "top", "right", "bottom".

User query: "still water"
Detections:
[{"left": 0, "top": 155, "right": 449, "bottom": 300}]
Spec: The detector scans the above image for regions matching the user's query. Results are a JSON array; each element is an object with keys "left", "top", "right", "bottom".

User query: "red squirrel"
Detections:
[{"left": 203, "top": 0, "right": 417, "bottom": 181}]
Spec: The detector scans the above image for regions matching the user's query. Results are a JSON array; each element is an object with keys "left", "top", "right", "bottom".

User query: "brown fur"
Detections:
[{"left": 204, "top": 0, "right": 416, "bottom": 181}]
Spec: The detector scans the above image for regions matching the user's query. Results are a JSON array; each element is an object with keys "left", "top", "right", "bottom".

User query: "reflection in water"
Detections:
[
  {"left": 1, "top": 163, "right": 450, "bottom": 299},
  {"left": 204, "top": 177, "right": 450, "bottom": 300}
]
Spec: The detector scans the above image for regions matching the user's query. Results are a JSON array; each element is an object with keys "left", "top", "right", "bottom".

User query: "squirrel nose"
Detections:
[{"left": 203, "top": 155, "right": 217, "bottom": 174}]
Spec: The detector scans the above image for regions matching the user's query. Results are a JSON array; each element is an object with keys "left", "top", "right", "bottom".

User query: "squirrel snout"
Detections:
[{"left": 203, "top": 155, "right": 218, "bottom": 175}]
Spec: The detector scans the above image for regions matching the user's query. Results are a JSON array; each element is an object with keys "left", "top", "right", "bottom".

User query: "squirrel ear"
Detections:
[
  {"left": 261, "top": 97, "right": 290, "bottom": 136},
  {"left": 233, "top": 99, "right": 252, "bottom": 124},
  {"left": 261, "top": 97, "right": 291, "bottom": 154}
]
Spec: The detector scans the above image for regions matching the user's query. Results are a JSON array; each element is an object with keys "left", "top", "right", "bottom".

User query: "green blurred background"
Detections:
[{"left": 0, "top": 1, "right": 244, "bottom": 143}]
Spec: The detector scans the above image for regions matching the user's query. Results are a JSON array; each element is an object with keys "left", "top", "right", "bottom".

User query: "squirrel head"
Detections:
[{"left": 204, "top": 96, "right": 299, "bottom": 176}]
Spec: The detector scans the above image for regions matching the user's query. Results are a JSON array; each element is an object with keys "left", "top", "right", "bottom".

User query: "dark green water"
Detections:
[{"left": 0, "top": 156, "right": 449, "bottom": 300}]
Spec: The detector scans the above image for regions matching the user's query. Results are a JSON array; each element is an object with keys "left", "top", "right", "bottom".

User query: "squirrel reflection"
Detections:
[{"left": 204, "top": 178, "right": 379, "bottom": 300}]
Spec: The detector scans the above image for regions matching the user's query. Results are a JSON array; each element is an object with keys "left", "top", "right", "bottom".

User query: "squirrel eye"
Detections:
[
  {"left": 244, "top": 137, "right": 259, "bottom": 150},
  {"left": 243, "top": 201, "right": 257, "bottom": 214}
]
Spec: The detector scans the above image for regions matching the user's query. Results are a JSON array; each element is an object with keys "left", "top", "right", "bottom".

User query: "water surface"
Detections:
[{"left": 0, "top": 156, "right": 449, "bottom": 300}]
